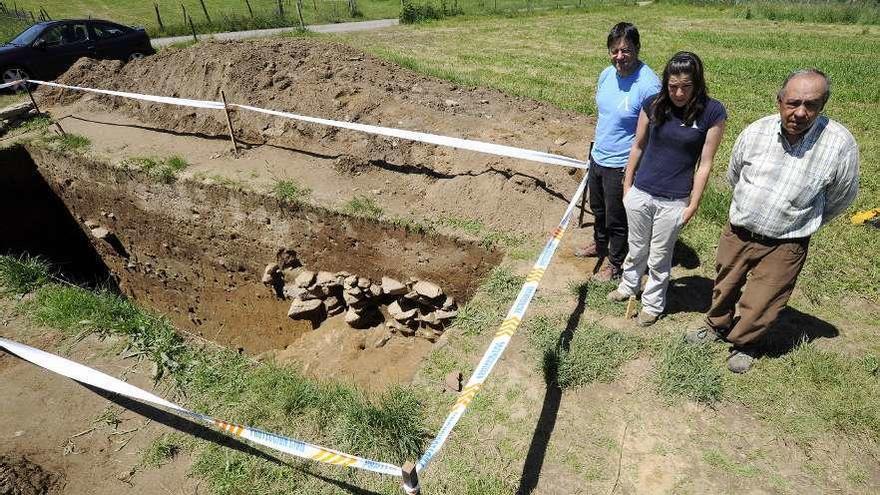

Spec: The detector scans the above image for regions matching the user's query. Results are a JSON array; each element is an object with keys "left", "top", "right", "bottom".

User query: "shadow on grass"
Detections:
[
  {"left": 82, "top": 383, "right": 382, "bottom": 494},
  {"left": 665, "top": 275, "right": 714, "bottom": 314},
  {"left": 516, "top": 284, "right": 587, "bottom": 495},
  {"left": 761, "top": 306, "right": 839, "bottom": 358}
]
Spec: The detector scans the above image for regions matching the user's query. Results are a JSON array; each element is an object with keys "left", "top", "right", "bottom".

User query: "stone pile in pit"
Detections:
[{"left": 262, "top": 264, "right": 458, "bottom": 341}]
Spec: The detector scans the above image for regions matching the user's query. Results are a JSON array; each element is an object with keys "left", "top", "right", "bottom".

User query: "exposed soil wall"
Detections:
[
  {"left": 2, "top": 145, "right": 500, "bottom": 386},
  {"left": 38, "top": 38, "right": 592, "bottom": 235}
]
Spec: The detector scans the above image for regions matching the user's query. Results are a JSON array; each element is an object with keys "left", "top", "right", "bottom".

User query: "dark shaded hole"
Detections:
[{"left": 0, "top": 145, "right": 116, "bottom": 289}]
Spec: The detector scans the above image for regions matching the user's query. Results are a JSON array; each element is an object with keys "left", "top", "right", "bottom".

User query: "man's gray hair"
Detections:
[{"left": 777, "top": 68, "right": 831, "bottom": 105}]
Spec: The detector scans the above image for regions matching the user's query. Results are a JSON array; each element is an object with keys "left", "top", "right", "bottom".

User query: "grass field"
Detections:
[
  {"left": 4, "top": 0, "right": 877, "bottom": 41},
  {"left": 335, "top": 3, "right": 880, "bottom": 304}
]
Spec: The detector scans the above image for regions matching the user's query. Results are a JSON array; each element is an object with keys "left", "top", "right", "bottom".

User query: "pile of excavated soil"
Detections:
[
  {"left": 40, "top": 38, "right": 593, "bottom": 234},
  {"left": 0, "top": 454, "right": 62, "bottom": 495}
]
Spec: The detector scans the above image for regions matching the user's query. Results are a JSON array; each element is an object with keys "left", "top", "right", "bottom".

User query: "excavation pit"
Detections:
[{"left": 0, "top": 145, "right": 502, "bottom": 390}]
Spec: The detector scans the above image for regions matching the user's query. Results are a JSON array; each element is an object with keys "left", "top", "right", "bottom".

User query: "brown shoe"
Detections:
[
  {"left": 574, "top": 243, "right": 605, "bottom": 258},
  {"left": 637, "top": 309, "right": 659, "bottom": 327},
  {"left": 592, "top": 264, "right": 621, "bottom": 282}
]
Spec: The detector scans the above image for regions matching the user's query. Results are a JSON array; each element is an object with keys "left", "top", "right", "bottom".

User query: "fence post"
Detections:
[
  {"left": 181, "top": 4, "right": 187, "bottom": 27},
  {"left": 244, "top": 0, "right": 254, "bottom": 18},
  {"left": 295, "top": 0, "right": 305, "bottom": 29},
  {"left": 401, "top": 461, "right": 420, "bottom": 495},
  {"left": 220, "top": 90, "right": 239, "bottom": 154},
  {"left": 198, "top": 0, "right": 212, "bottom": 24},
  {"left": 277, "top": 0, "right": 284, "bottom": 17},
  {"left": 188, "top": 15, "right": 198, "bottom": 42},
  {"left": 154, "top": 3, "right": 164, "bottom": 31},
  {"left": 578, "top": 141, "right": 593, "bottom": 227}
]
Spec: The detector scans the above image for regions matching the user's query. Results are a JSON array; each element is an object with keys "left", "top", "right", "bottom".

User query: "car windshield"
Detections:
[{"left": 7, "top": 24, "right": 46, "bottom": 46}]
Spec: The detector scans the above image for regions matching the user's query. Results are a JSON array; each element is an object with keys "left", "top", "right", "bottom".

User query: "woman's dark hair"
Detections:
[
  {"left": 650, "top": 51, "right": 708, "bottom": 127},
  {"left": 606, "top": 22, "right": 640, "bottom": 52}
]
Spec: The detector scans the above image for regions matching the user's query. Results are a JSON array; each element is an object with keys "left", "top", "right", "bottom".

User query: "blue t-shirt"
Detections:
[
  {"left": 591, "top": 62, "right": 661, "bottom": 168},
  {"left": 634, "top": 94, "right": 727, "bottom": 199}
]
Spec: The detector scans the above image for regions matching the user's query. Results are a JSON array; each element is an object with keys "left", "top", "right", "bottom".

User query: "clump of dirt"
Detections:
[
  {"left": 0, "top": 454, "right": 62, "bottom": 495},
  {"left": 40, "top": 38, "right": 592, "bottom": 234}
]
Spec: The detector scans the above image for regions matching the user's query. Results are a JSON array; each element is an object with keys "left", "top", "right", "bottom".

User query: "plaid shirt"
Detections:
[{"left": 727, "top": 114, "right": 860, "bottom": 239}]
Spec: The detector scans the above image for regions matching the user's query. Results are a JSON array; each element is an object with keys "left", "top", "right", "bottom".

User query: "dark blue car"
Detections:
[{"left": 1, "top": 19, "right": 155, "bottom": 89}]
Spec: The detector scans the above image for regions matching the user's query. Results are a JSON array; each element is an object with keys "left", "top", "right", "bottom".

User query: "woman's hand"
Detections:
[{"left": 681, "top": 205, "right": 698, "bottom": 225}]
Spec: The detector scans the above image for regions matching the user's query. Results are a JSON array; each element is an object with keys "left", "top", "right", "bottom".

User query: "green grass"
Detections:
[
  {"left": 526, "top": 315, "right": 642, "bottom": 389},
  {"left": 273, "top": 179, "right": 311, "bottom": 203},
  {"left": 342, "top": 194, "right": 383, "bottom": 219},
  {"left": 434, "top": 216, "right": 534, "bottom": 255},
  {"left": 654, "top": 337, "right": 725, "bottom": 404},
  {"left": 567, "top": 278, "right": 627, "bottom": 317},
  {"left": 122, "top": 155, "right": 189, "bottom": 183},
  {"left": 732, "top": 1, "right": 880, "bottom": 25},
  {"left": 140, "top": 433, "right": 182, "bottom": 468},
  {"left": 0, "top": 254, "right": 50, "bottom": 295},
  {"left": 702, "top": 448, "right": 761, "bottom": 478},
  {"left": 728, "top": 342, "right": 880, "bottom": 444},
  {"left": 43, "top": 133, "right": 91, "bottom": 153},
  {"left": 337, "top": 4, "right": 880, "bottom": 302}
]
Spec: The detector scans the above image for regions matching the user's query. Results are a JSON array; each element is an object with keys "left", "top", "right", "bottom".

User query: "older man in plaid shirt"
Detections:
[{"left": 687, "top": 69, "right": 860, "bottom": 373}]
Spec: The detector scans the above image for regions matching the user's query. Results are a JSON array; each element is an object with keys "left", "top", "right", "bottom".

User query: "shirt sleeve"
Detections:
[
  {"left": 727, "top": 128, "right": 748, "bottom": 188},
  {"left": 708, "top": 100, "right": 728, "bottom": 128},
  {"left": 822, "top": 145, "right": 860, "bottom": 224}
]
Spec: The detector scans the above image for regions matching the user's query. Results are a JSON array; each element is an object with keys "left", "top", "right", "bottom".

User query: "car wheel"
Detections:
[
  {"left": 128, "top": 52, "right": 146, "bottom": 61},
  {"left": 1, "top": 67, "right": 30, "bottom": 91}
]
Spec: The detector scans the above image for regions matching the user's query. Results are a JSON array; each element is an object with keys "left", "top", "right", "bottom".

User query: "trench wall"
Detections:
[{"left": 3, "top": 145, "right": 501, "bottom": 354}]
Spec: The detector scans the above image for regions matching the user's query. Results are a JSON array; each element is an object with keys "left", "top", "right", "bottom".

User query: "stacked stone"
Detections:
[{"left": 263, "top": 264, "right": 458, "bottom": 339}]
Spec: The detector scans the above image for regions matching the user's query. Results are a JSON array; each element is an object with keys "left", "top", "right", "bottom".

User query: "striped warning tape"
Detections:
[
  {"left": 23, "top": 80, "right": 587, "bottom": 170},
  {"left": 415, "top": 173, "right": 588, "bottom": 472},
  {"left": 0, "top": 337, "right": 402, "bottom": 477}
]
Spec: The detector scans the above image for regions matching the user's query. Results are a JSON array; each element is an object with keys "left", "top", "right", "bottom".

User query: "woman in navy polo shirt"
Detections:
[{"left": 608, "top": 51, "right": 727, "bottom": 326}]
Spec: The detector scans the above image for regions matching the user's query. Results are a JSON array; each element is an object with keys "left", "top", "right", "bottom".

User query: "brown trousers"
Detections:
[{"left": 705, "top": 223, "right": 810, "bottom": 348}]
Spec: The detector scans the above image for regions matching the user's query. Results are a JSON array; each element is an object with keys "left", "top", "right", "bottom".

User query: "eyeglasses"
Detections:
[{"left": 609, "top": 48, "right": 634, "bottom": 56}]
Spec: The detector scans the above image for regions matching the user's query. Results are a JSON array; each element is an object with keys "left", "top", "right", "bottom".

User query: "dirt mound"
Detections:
[
  {"left": 40, "top": 39, "right": 592, "bottom": 234},
  {"left": 0, "top": 454, "right": 62, "bottom": 495}
]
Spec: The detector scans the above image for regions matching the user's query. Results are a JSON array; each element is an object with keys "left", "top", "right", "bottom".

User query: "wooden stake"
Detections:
[
  {"left": 24, "top": 84, "right": 66, "bottom": 136},
  {"left": 220, "top": 90, "right": 238, "bottom": 154},
  {"left": 244, "top": 0, "right": 254, "bottom": 18},
  {"left": 188, "top": 15, "right": 198, "bottom": 42},
  {"left": 198, "top": 0, "right": 211, "bottom": 24},
  {"left": 625, "top": 295, "right": 636, "bottom": 319},
  {"left": 154, "top": 3, "right": 164, "bottom": 31},
  {"left": 294, "top": 0, "right": 305, "bottom": 30},
  {"left": 181, "top": 4, "right": 187, "bottom": 26},
  {"left": 401, "top": 461, "right": 420, "bottom": 495},
  {"left": 578, "top": 141, "right": 594, "bottom": 227}
]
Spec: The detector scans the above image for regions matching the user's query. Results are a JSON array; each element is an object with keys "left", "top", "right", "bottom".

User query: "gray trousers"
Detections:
[{"left": 617, "top": 186, "right": 688, "bottom": 316}]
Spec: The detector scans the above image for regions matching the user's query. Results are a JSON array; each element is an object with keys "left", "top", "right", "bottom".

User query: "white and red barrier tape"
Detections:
[{"left": 2, "top": 77, "right": 591, "bottom": 484}]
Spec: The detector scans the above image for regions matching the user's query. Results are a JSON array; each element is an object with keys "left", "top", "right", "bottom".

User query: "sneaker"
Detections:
[
  {"left": 574, "top": 243, "right": 605, "bottom": 258},
  {"left": 592, "top": 264, "right": 622, "bottom": 282},
  {"left": 606, "top": 289, "right": 630, "bottom": 303},
  {"left": 685, "top": 325, "right": 723, "bottom": 345},
  {"left": 727, "top": 349, "right": 756, "bottom": 374},
  {"left": 637, "top": 309, "right": 659, "bottom": 327}
]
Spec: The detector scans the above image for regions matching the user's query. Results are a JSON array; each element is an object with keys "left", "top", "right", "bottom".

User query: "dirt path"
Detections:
[
  {"left": 0, "top": 302, "right": 198, "bottom": 494},
  {"left": 151, "top": 19, "right": 400, "bottom": 47}
]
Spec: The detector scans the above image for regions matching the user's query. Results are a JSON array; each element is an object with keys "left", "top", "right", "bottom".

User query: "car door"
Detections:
[
  {"left": 33, "top": 22, "right": 96, "bottom": 79},
  {"left": 89, "top": 22, "right": 130, "bottom": 61}
]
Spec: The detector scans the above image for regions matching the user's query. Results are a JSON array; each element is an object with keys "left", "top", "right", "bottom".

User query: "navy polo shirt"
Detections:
[{"left": 634, "top": 94, "right": 727, "bottom": 199}]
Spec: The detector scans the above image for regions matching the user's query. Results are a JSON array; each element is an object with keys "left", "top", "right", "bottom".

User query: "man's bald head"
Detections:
[{"left": 777, "top": 69, "right": 831, "bottom": 108}]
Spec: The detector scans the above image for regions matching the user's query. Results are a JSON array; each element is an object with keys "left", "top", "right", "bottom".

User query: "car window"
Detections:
[
  {"left": 69, "top": 23, "right": 90, "bottom": 43},
  {"left": 36, "top": 23, "right": 90, "bottom": 46},
  {"left": 37, "top": 25, "right": 67, "bottom": 47},
  {"left": 9, "top": 24, "right": 45, "bottom": 46},
  {"left": 93, "top": 24, "right": 126, "bottom": 40}
]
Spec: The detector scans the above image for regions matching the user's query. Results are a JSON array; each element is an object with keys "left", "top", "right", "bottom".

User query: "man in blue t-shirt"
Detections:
[{"left": 575, "top": 22, "right": 661, "bottom": 282}]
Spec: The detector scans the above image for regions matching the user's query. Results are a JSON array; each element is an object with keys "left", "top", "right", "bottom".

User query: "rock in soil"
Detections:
[
  {"left": 288, "top": 297, "right": 323, "bottom": 319},
  {"left": 294, "top": 270, "right": 315, "bottom": 288},
  {"left": 414, "top": 280, "right": 443, "bottom": 299},
  {"left": 381, "top": 276, "right": 407, "bottom": 296}
]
